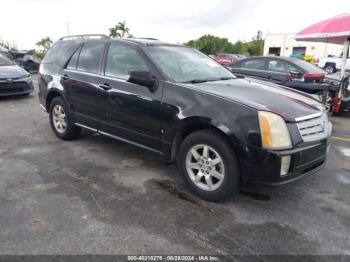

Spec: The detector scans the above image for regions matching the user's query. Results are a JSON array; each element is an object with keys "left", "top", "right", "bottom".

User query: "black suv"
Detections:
[{"left": 39, "top": 35, "right": 331, "bottom": 201}]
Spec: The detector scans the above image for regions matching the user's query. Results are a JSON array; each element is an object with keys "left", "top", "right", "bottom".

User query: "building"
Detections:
[{"left": 263, "top": 33, "right": 343, "bottom": 58}]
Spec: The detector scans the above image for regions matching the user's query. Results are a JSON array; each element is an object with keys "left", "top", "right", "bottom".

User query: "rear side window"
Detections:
[
  {"left": 66, "top": 46, "right": 81, "bottom": 70},
  {"left": 77, "top": 43, "right": 105, "bottom": 74},
  {"left": 241, "top": 59, "right": 265, "bottom": 70},
  {"left": 105, "top": 43, "right": 149, "bottom": 80}
]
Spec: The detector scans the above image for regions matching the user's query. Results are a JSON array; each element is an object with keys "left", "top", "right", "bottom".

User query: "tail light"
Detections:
[
  {"left": 333, "top": 94, "right": 344, "bottom": 113},
  {"left": 303, "top": 73, "right": 325, "bottom": 79}
]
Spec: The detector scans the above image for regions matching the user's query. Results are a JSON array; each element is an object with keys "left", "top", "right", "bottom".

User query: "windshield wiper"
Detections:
[
  {"left": 183, "top": 77, "right": 236, "bottom": 84},
  {"left": 183, "top": 79, "right": 212, "bottom": 84},
  {"left": 218, "top": 77, "right": 236, "bottom": 81}
]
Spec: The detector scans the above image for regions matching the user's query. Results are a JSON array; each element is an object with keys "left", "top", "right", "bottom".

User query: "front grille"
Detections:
[
  {"left": 0, "top": 82, "right": 27, "bottom": 94},
  {"left": 296, "top": 113, "right": 329, "bottom": 142}
]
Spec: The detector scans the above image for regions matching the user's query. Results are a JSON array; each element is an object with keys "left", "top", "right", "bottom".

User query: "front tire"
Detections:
[
  {"left": 49, "top": 97, "right": 81, "bottom": 140},
  {"left": 177, "top": 130, "right": 240, "bottom": 202}
]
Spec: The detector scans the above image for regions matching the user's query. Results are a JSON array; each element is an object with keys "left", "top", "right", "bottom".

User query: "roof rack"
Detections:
[
  {"left": 59, "top": 34, "right": 109, "bottom": 41},
  {"left": 137, "top": 38, "right": 159, "bottom": 40},
  {"left": 124, "top": 37, "right": 159, "bottom": 41}
]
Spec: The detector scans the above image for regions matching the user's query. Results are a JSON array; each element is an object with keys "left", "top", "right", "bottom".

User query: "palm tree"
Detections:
[
  {"left": 117, "top": 21, "right": 130, "bottom": 38},
  {"left": 109, "top": 26, "right": 122, "bottom": 38},
  {"left": 108, "top": 21, "right": 131, "bottom": 38},
  {"left": 36, "top": 37, "right": 53, "bottom": 52}
]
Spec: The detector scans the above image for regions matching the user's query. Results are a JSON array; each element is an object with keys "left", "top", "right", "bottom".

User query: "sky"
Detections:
[{"left": 1, "top": 0, "right": 349, "bottom": 50}]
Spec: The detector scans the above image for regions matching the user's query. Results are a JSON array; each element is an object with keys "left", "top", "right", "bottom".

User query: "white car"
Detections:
[{"left": 316, "top": 54, "right": 350, "bottom": 74}]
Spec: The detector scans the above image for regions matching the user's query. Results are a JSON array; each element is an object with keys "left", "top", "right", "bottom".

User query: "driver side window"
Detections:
[
  {"left": 105, "top": 43, "right": 149, "bottom": 80},
  {"left": 268, "top": 59, "right": 298, "bottom": 73}
]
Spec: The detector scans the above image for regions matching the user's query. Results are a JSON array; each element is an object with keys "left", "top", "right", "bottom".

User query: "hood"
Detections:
[
  {"left": 0, "top": 65, "right": 28, "bottom": 79},
  {"left": 188, "top": 78, "right": 323, "bottom": 122}
]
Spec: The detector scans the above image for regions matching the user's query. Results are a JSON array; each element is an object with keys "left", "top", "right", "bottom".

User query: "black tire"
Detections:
[
  {"left": 324, "top": 63, "right": 336, "bottom": 74},
  {"left": 49, "top": 96, "right": 81, "bottom": 140},
  {"left": 177, "top": 129, "right": 240, "bottom": 202}
]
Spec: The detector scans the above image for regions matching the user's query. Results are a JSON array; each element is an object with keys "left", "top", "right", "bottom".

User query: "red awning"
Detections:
[{"left": 295, "top": 14, "right": 350, "bottom": 44}]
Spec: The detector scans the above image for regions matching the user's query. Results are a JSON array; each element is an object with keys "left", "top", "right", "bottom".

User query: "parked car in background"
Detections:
[
  {"left": 11, "top": 50, "right": 41, "bottom": 73},
  {"left": 229, "top": 56, "right": 350, "bottom": 112},
  {"left": 0, "top": 54, "right": 33, "bottom": 96},
  {"left": 315, "top": 52, "right": 350, "bottom": 73},
  {"left": 214, "top": 53, "right": 243, "bottom": 66},
  {"left": 0, "top": 47, "right": 14, "bottom": 60},
  {"left": 39, "top": 35, "right": 331, "bottom": 201},
  {"left": 235, "top": 54, "right": 247, "bottom": 59}
]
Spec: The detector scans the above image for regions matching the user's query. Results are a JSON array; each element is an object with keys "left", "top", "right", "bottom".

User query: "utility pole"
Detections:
[{"left": 66, "top": 22, "right": 70, "bottom": 36}]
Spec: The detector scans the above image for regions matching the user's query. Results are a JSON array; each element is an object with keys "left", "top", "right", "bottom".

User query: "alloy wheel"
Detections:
[
  {"left": 185, "top": 144, "right": 225, "bottom": 191},
  {"left": 325, "top": 65, "right": 334, "bottom": 74},
  {"left": 52, "top": 105, "right": 67, "bottom": 133}
]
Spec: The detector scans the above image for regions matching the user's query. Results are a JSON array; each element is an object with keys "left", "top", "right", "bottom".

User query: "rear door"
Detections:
[
  {"left": 62, "top": 42, "right": 106, "bottom": 128},
  {"left": 231, "top": 58, "right": 268, "bottom": 80}
]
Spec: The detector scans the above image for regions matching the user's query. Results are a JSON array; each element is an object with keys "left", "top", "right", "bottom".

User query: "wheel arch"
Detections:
[
  {"left": 45, "top": 89, "right": 67, "bottom": 111},
  {"left": 165, "top": 116, "right": 241, "bottom": 162},
  {"left": 324, "top": 62, "right": 337, "bottom": 72}
]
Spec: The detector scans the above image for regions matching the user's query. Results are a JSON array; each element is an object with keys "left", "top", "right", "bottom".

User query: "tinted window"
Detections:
[
  {"left": 241, "top": 59, "right": 265, "bottom": 70},
  {"left": 0, "top": 51, "right": 14, "bottom": 60},
  {"left": 66, "top": 46, "right": 81, "bottom": 70},
  {"left": 77, "top": 43, "right": 105, "bottom": 74},
  {"left": 0, "top": 54, "right": 15, "bottom": 66},
  {"left": 268, "top": 59, "right": 298, "bottom": 73},
  {"left": 105, "top": 43, "right": 149, "bottom": 80}
]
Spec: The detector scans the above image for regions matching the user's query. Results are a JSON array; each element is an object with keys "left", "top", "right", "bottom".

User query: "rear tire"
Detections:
[
  {"left": 177, "top": 129, "right": 240, "bottom": 202},
  {"left": 324, "top": 63, "right": 336, "bottom": 74},
  {"left": 49, "top": 97, "right": 81, "bottom": 140}
]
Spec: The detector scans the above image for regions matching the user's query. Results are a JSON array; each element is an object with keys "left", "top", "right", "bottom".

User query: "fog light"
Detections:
[{"left": 280, "top": 156, "right": 291, "bottom": 177}]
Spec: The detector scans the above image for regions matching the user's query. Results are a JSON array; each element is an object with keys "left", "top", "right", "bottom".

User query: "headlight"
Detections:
[{"left": 258, "top": 111, "right": 292, "bottom": 150}]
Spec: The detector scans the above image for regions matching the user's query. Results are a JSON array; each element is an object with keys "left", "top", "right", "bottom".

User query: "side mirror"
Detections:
[
  {"left": 289, "top": 70, "right": 303, "bottom": 80},
  {"left": 128, "top": 71, "right": 158, "bottom": 92}
]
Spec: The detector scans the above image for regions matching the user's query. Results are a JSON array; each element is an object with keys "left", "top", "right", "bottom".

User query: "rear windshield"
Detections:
[
  {"left": 293, "top": 59, "right": 325, "bottom": 73},
  {"left": 0, "top": 55, "right": 15, "bottom": 66}
]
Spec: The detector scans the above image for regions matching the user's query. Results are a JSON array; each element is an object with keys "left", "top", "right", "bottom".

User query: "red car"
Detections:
[{"left": 214, "top": 53, "right": 240, "bottom": 66}]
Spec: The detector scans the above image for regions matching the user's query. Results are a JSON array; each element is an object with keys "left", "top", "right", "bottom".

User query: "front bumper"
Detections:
[
  {"left": 0, "top": 79, "right": 33, "bottom": 97},
  {"left": 239, "top": 139, "right": 328, "bottom": 185}
]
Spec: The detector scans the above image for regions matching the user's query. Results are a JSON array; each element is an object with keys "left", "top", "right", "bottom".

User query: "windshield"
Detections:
[
  {"left": 144, "top": 46, "right": 235, "bottom": 83},
  {"left": 293, "top": 59, "right": 325, "bottom": 73},
  {"left": 0, "top": 54, "right": 15, "bottom": 66}
]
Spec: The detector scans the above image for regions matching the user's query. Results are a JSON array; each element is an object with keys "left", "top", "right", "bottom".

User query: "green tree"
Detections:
[
  {"left": 109, "top": 21, "right": 131, "bottom": 38},
  {"left": 36, "top": 37, "right": 53, "bottom": 52},
  {"left": 184, "top": 35, "right": 234, "bottom": 55},
  {"left": 109, "top": 27, "right": 121, "bottom": 38},
  {"left": 184, "top": 31, "right": 264, "bottom": 56},
  {"left": 245, "top": 31, "right": 264, "bottom": 56}
]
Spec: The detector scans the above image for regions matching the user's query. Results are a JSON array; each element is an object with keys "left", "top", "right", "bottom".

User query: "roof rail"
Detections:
[
  {"left": 135, "top": 37, "right": 159, "bottom": 40},
  {"left": 59, "top": 34, "right": 109, "bottom": 41}
]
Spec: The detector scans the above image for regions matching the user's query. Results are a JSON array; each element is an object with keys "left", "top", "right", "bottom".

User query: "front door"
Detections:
[
  {"left": 98, "top": 42, "right": 163, "bottom": 151},
  {"left": 266, "top": 59, "right": 299, "bottom": 83}
]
